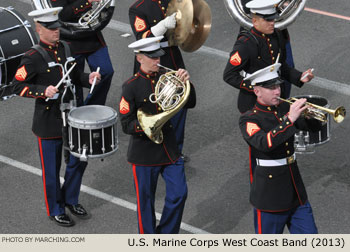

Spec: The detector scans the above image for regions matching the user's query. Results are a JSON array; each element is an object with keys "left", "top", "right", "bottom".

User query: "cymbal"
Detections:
[
  {"left": 166, "top": 0, "right": 194, "bottom": 46},
  {"left": 179, "top": 0, "right": 212, "bottom": 52}
]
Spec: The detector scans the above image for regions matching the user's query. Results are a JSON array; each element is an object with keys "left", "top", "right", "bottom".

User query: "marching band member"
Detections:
[
  {"left": 129, "top": 0, "right": 190, "bottom": 162},
  {"left": 223, "top": 0, "right": 314, "bottom": 114},
  {"left": 239, "top": 61, "right": 320, "bottom": 234},
  {"left": 11, "top": 7, "right": 100, "bottom": 227},
  {"left": 50, "top": 0, "right": 114, "bottom": 106},
  {"left": 119, "top": 36, "right": 196, "bottom": 233}
]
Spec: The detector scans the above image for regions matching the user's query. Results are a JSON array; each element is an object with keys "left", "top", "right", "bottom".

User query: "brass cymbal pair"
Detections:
[{"left": 165, "top": 0, "right": 212, "bottom": 52}]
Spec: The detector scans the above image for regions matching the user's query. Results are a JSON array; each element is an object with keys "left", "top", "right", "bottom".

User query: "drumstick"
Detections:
[
  {"left": 45, "top": 63, "right": 77, "bottom": 101},
  {"left": 90, "top": 67, "right": 100, "bottom": 94},
  {"left": 301, "top": 68, "right": 314, "bottom": 81}
]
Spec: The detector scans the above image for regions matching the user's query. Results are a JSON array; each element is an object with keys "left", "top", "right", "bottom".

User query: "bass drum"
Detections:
[
  {"left": 0, "top": 7, "right": 37, "bottom": 98},
  {"left": 293, "top": 95, "right": 330, "bottom": 154}
]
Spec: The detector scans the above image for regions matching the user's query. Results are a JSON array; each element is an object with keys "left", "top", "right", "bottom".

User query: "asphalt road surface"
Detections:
[{"left": 0, "top": 0, "right": 349, "bottom": 234}]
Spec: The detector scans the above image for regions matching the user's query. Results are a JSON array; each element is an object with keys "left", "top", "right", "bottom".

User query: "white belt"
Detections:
[
  {"left": 160, "top": 41, "right": 169, "bottom": 48},
  {"left": 256, "top": 154, "right": 296, "bottom": 167}
]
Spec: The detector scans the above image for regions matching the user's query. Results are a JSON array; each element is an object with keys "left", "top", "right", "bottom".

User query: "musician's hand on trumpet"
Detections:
[
  {"left": 300, "top": 68, "right": 314, "bottom": 83},
  {"left": 287, "top": 98, "right": 309, "bottom": 123}
]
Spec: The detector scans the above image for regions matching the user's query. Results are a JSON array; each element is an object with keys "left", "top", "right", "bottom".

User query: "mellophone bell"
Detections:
[{"left": 278, "top": 95, "right": 346, "bottom": 154}]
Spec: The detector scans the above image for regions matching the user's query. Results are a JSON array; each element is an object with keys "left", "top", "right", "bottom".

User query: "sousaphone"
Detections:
[{"left": 166, "top": 0, "right": 212, "bottom": 52}]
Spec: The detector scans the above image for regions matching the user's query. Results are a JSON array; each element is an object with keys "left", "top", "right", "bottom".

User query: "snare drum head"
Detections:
[
  {"left": 68, "top": 105, "right": 118, "bottom": 129},
  {"left": 0, "top": 7, "right": 37, "bottom": 84}
]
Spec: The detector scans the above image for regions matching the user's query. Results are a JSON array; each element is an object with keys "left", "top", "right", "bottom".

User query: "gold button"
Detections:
[
  {"left": 269, "top": 44, "right": 272, "bottom": 47},
  {"left": 162, "top": 7, "right": 165, "bottom": 10},
  {"left": 262, "top": 34, "right": 265, "bottom": 37},
  {"left": 80, "top": 5, "right": 83, "bottom": 8},
  {"left": 49, "top": 46, "right": 52, "bottom": 49},
  {"left": 146, "top": 75, "right": 150, "bottom": 78},
  {"left": 158, "top": 107, "right": 162, "bottom": 111},
  {"left": 272, "top": 57, "right": 275, "bottom": 60},
  {"left": 243, "top": 83, "right": 246, "bottom": 86},
  {"left": 279, "top": 126, "right": 283, "bottom": 129},
  {"left": 249, "top": 85, "right": 252, "bottom": 89},
  {"left": 152, "top": 80, "right": 155, "bottom": 84},
  {"left": 41, "top": 93, "right": 44, "bottom": 96},
  {"left": 285, "top": 142, "right": 289, "bottom": 146},
  {"left": 55, "top": 51, "right": 57, "bottom": 54},
  {"left": 46, "top": 107, "right": 49, "bottom": 110},
  {"left": 137, "top": 126, "right": 140, "bottom": 129},
  {"left": 273, "top": 130, "right": 276, "bottom": 133},
  {"left": 159, "top": 1, "right": 161, "bottom": 3},
  {"left": 269, "top": 175, "right": 273, "bottom": 179},
  {"left": 286, "top": 122, "right": 290, "bottom": 125},
  {"left": 29, "top": 91, "right": 32, "bottom": 94},
  {"left": 253, "top": 110, "right": 257, "bottom": 113},
  {"left": 134, "top": 74, "right": 137, "bottom": 76},
  {"left": 144, "top": 99, "right": 147, "bottom": 102},
  {"left": 287, "top": 150, "right": 290, "bottom": 154},
  {"left": 267, "top": 107, "right": 271, "bottom": 110},
  {"left": 35, "top": 92, "right": 38, "bottom": 95},
  {"left": 274, "top": 111, "right": 277, "bottom": 114},
  {"left": 75, "top": 8, "right": 78, "bottom": 11},
  {"left": 47, "top": 69, "right": 50, "bottom": 72},
  {"left": 267, "top": 38, "right": 270, "bottom": 41},
  {"left": 258, "top": 56, "right": 261, "bottom": 59},
  {"left": 279, "top": 118, "right": 283, "bottom": 121},
  {"left": 153, "top": 19, "right": 157, "bottom": 23},
  {"left": 86, "top": 2, "right": 89, "bottom": 5},
  {"left": 58, "top": 57, "right": 61, "bottom": 61},
  {"left": 271, "top": 50, "right": 274, "bottom": 54}
]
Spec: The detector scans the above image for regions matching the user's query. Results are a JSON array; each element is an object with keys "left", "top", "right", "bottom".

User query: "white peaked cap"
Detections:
[
  {"left": 244, "top": 62, "right": 282, "bottom": 86},
  {"left": 28, "top": 7, "right": 63, "bottom": 23},
  {"left": 246, "top": 0, "right": 281, "bottom": 15}
]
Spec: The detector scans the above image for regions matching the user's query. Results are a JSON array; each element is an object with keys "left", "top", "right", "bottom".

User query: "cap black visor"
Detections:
[
  {"left": 142, "top": 48, "right": 165, "bottom": 58},
  {"left": 258, "top": 12, "right": 280, "bottom": 21},
  {"left": 256, "top": 77, "right": 284, "bottom": 87},
  {"left": 38, "top": 20, "right": 61, "bottom": 29}
]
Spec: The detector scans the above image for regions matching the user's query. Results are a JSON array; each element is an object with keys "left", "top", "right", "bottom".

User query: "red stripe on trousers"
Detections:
[
  {"left": 257, "top": 209, "right": 262, "bottom": 234},
  {"left": 37, "top": 137, "right": 50, "bottom": 216},
  {"left": 132, "top": 164, "right": 144, "bottom": 234}
]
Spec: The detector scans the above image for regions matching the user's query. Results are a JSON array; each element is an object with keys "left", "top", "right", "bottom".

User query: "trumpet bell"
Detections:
[{"left": 333, "top": 106, "right": 346, "bottom": 123}]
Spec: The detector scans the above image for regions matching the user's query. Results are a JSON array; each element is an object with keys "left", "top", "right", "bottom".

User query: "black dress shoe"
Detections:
[
  {"left": 49, "top": 214, "right": 75, "bottom": 227},
  {"left": 66, "top": 204, "right": 90, "bottom": 219}
]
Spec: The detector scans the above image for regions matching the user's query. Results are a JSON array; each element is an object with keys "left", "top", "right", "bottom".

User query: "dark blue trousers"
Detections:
[
  {"left": 254, "top": 201, "right": 318, "bottom": 234},
  {"left": 37, "top": 137, "right": 87, "bottom": 216},
  {"left": 74, "top": 46, "right": 114, "bottom": 106},
  {"left": 170, "top": 108, "right": 187, "bottom": 153},
  {"left": 132, "top": 158, "right": 188, "bottom": 234}
]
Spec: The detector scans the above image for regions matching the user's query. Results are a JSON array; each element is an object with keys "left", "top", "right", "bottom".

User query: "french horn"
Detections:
[
  {"left": 31, "top": 0, "right": 115, "bottom": 39},
  {"left": 137, "top": 66, "right": 191, "bottom": 144},
  {"left": 224, "top": 0, "right": 307, "bottom": 29}
]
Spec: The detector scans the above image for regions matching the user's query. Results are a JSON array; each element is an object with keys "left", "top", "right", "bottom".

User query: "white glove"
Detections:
[{"left": 151, "top": 13, "right": 177, "bottom": 36}]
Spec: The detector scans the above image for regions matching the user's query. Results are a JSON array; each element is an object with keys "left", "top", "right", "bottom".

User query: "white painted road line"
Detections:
[{"left": 0, "top": 154, "right": 210, "bottom": 234}]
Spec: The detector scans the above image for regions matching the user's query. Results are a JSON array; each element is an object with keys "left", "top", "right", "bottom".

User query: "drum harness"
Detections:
[{"left": 33, "top": 41, "right": 77, "bottom": 163}]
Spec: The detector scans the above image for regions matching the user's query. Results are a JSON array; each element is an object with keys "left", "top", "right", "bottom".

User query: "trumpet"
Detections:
[{"left": 278, "top": 97, "right": 346, "bottom": 123}]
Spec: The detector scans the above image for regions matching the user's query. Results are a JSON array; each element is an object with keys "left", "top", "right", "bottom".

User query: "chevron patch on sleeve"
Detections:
[
  {"left": 120, "top": 97, "right": 130, "bottom": 114},
  {"left": 230, "top": 51, "right": 242, "bottom": 66},
  {"left": 246, "top": 122, "right": 261, "bottom": 137},
  {"left": 15, "top": 65, "right": 27, "bottom": 81},
  {"left": 134, "top": 16, "right": 146, "bottom": 32}
]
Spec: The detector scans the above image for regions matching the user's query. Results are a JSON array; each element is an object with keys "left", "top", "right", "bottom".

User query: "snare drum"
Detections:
[
  {"left": 294, "top": 95, "right": 330, "bottom": 153},
  {"left": 0, "top": 7, "right": 37, "bottom": 86},
  {"left": 68, "top": 105, "right": 118, "bottom": 161}
]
